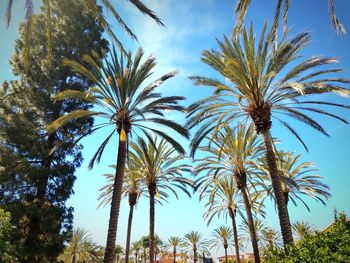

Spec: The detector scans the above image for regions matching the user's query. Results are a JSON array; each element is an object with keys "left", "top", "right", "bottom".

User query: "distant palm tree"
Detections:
[
  {"left": 166, "top": 237, "right": 183, "bottom": 263},
  {"left": 196, "top": 123, "right": 264, "bottom": 263},
  {"left": 265, "top": 151, "right": 331, "bottom": 210},
  {"left": 210, "top": 226, "right": 234, "bottom": 263},
  {"left": 132, "top": 241, "right": 142, "bottom": 263},
  {"left": 140, "top": 236, "right": 149, "bottom": 263},
  {"left": 292, "top": 221, "right": 315, "bottom": 240},
  {"left": 115, "top": 245, "right": 124, "bottom": 263},
  {"left": 232, "top": 0, "right": 346, "bottom": 38},
  {"left": 187, "top": 23, "right": 350, "bottom": 249},
  {"left": 59, "top": 228, "right": 101, "bottom": 263},
  {"left": 48, "top": 48, "right": 188, "bottom": 263},
  {"left": 5, "top": 0, "right": 164, "bottom": 64},
  {"left": 196, "top": 175, "right": 243, "bottom": 263},
  {"left": 182, "top": 231, "right": 208, "bottom": 263},
  {"left": 98, "top": 162, "right": 146, "bottom": 263},
  {"left": 130, "top": 137, "right": 192, "bottom": 263}
]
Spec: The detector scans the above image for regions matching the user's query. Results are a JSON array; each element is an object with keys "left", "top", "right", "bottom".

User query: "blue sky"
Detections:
[{"left": 1, "top": 0, "right": 350, "bottom": 259}]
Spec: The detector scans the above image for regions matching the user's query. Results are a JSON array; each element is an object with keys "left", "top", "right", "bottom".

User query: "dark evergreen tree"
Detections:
[{"left": 0, "top": 0, "right": 108, "bottom": 262}]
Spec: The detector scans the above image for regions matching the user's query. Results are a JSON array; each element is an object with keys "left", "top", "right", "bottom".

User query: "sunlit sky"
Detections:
[{"left": 1, "top": 0, "right": 350, "bottom": 259}]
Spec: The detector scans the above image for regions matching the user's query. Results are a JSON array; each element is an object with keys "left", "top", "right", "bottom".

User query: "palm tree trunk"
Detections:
[
  {"left": 149, "top": 186, "right": 156, "bottom": 263},
  {"left": 135, "top": 252, "right": 138, "bottom": 263},
  {"left": 173, "top": 248, "right": 176, "bottom": 263},
  {"left": 193, "top": 247, "right": 197, "bottom": 263},
  {"left": 228, "top": 208, "right": 240, "bottom": 263},
  {"left": 262, "top": 131, "right": 294, "bottom": 249},
  {"left": 224, "top": 246, "right": 228, "bottom": 263},
  {"left": 125, "top": 197, "right": 136, "bottom": 263},
  {"left": 241, "top": 187, "right": 260, "bottom": 263},
  {"left": 103, "top": 139, "right": 127, "bottom": 263},
  {"left": 143, "top": 248, "right": 146, "bottom": 263}
]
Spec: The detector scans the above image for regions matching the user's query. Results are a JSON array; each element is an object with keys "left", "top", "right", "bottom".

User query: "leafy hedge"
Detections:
[{"left": 267, "top": 213, "right": 350, "bottom": 263}]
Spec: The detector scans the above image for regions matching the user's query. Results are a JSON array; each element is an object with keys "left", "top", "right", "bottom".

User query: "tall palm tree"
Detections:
[
  {"left": 48, "top": 48, "right": 189, "bottom": 263},
  {"left": 210, "top": 226, "right": 234, "bottom": 263},
  {"left": 166, "top": 237, "right": 182, "bottom": 263},
  {"left": 232, "top": 0, "right": 346, "bottom": 38},
  {"left": 196, "top": 175, "right": 243, "bottom": 263},
  {"left": 59, "top": 228, "right": 101, "bottom": 263},
  {"left": 5, "top": 0, "right": 164, "bottom": 65},
  {"left": 187, "top": 23, "right": 350, "bottom": 249},
  {"left": 182, "top": 231, "right": 208, "bottom": 263},
  {"left": 130, "top": 137, "right": 192, "bottom": 263},
  {"left": 195, "top": 123, "right": 265, "bottom": 263},
  {"left": 131, "top": 241, "right": 142, "bottom": 263},
  {"left": 292, "top": 221, "right": 315, "bottom": 240},
  {"left": 98, "top": 161, "right": 146, "bottom": 263},
  {"left": 263, "top": 151, "right": 331, "bottom": 210}
]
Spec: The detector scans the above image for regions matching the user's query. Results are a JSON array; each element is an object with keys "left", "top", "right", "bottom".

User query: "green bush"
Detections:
[{"left": 267, "top": 212, "right": 350, "bottom": 262}]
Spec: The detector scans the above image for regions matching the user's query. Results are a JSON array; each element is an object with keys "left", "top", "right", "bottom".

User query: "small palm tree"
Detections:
[
  {"left": 48, "top": 48, "right": 188, "bottom": 263},
  {"left": 292, "top": 221, "right": 315, "bottom": 240},
  {"left": 187, "top": 23, "right": 350, "bottom": 249},
  {"left": 182, "top": 231, "right": 208, "bottom": 263},
  {"left": 210, "top": 226, "right": 234, "bottom": 263},
  {"left": 196, "top": 175, "right": 243, "bottom": 263},
  {"left": 98, "top": 161, "right": 146, "bottom": 263},
  {"left": 59, "top": 228, "right": 101, "bottom": 263},
  {"left": 130, "top": 137, "right": 192, "bottom": 263},
  {"left": 166, "top": 236, "right": 182, "bottom": 263},
  {"left": 269, "top": 151, "right": 331, "bottom": 210},
  {"left": 132, "top": 241, "right": 142, "bottom": 263},
  {"left": 115, "top": 245, "right": 124, "bottom": 263},
  {"left": 196, "top": 123, "right": 264, "bottom": 263}
]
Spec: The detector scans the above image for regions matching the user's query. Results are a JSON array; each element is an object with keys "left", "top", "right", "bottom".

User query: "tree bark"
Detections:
[
  {"left": 224, "top": 245, "right": 228, "bottom": 263},
  {"left": 103, "top": 139, "right": 127, "bottom": 263},
  {"left": 241, "top": 187, "right": 260, "bottom": 263},
  {"left": 125, "top": 192, "right": 137, "bottom": 263},
  {"left": 193, "top": 247, "right": 197, "bottom": 263},
  {"left": 173, "top": 248, "right": 176, "bottom": 263},
  {"left": 149, "top": 184, "right": 156, "bottom": 263},
  {"left": 228, "top": 207, "right": 240, "bottom": 263},
  {"left": 25, "top": 132, "right": 56, "bottom": 263},
  {"left": 262, "top": 131, "right": 294, "bottom": 249}
]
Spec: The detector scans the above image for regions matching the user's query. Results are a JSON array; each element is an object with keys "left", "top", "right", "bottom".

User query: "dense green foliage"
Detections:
[
  {"left": 0, "top": 0, "right": 108, "bottom": 261},
  {"left": 267, "top": 213, "right": 350, "bottom": 262}
]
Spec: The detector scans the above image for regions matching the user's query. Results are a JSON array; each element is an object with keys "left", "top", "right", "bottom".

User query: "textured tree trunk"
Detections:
[
  {"left": 228, "top": 208, "right": 240, "bottom": 263},
  {"left": 241, "top": 187, "right": 260, "bottom": 263},
  {"left": 149, "top": 183, "right": 156, "bottom": 263},
  {"left": 125, "top": 192, "right": 137, "bottom": 263},
  {"left": 193, "top": 247, "right": 197, "bottom": 263},
  {"left": 173, "top": 248, "right": 176, "bottom": 263},
  {"left": 103, "top": 139, "right": 127, "bottom": 263},
  {"left": 25, "top": 132, "right": 56, "bottom": 263},
  {"left": 224, "top": 245, "right": 228, "bottom": 263},
  {"left": 262, "top": 131, "right": 294, "bottom": 249}
]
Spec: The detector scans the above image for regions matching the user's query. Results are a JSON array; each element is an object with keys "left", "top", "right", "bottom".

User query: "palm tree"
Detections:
[
  {"left": 263, "top": 151, "right": 331, "bottom": 210},
  {"left": 232, "top": 0, "right": 346, "bottom": 38},
  {"left": 5, "top": 0, "right": 164, "bottom": 65},
  {"left": 131, "top": 241, "right": 142, "bottom": 263},
  {"left": 210, "top": 226, "right": 234, "bottom": 263},
  {"left": 59, "top": 228, "right": 101, "bottom": 263},
  {"left": 292, "top": 221, "right": 315, "bottom": 240},
  {"left": 195, "top": 123, "right": 264, "bottom": 263},
  {"left": 130, "top": 137, "right": 192, "bottom": 263},
  {"left": 187, "top": 23, "right": 350, "bottom": 249},
  {"left": 196, "top": 175, "right": 243, "bottom": 263},
  {"left": 182, "top": 231, "right": 207, "bottom": 263},
  {"left": 98, "top": 161, "right": 146, "bottom": 263},
  {"left": 166, "top": 236, "right": 182, "bottom": 263},
  {"left": 48, "top": 48, "right": 189, "bottom": 263},
  {"left": 115, "top": 245, "right": 124, "bottom": 263},
  {"left": 140, "top": 236, "right": 149, "bottom": 263}
]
